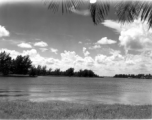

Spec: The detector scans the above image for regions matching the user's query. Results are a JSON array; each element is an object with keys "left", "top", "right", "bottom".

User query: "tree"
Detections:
[
  {"left": 0, "top": 51, "right": 12, "bottom": 75},
  {"left": 36, "top": 65, "right": 42, "bottom": 75},
  {"left": 13, "top": 55, "right": 32, "bottom": 74},
  {"left": 46, "top": 0, "right": 152, "bottom": 27},
  {"left": 65, "top": 68, "right": 74, "bottom": 76},
  {"left": 53, "top": 68, "right": 61, "bottom": 76},
  {"left": 42, "top": 66, "right": 47, "bottom": 75},
  {"left": 29, "top": 66, "right": 37, "bottom": 76}
]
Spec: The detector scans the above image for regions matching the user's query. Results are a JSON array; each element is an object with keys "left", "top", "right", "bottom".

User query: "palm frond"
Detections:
[
  {"left": 90, "top": 1, "right": 110, "bottom": 24},
  {"left": 45, "top": 0, "right": 110, "bottom": 24},
  {"left": 44, "top": 0, "right": 152, "bottom": 28},
  {"left": 140, "top": 2, "right": 152, "bottom": 28},
  {"left": 115, "top": 1, "right": 142, "bottom": 23},
  {"left": 44, "top": 0, "right": 85, "bottom": 13}
]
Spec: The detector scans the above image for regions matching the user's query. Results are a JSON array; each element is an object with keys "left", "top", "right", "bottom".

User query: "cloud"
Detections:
[
  {"left": 83, "top": 47, "right": 90, "bottom": 56},
  {"left": 0, "top": 39, "right": 24, "bottom": 44},
  {"left": 95, "top": 54, "right": 109, "bottom": 65},
  {"left": 89, "top": 44, "right": 101, "bottom": 49},
  {"left": 34, "top": 41, "right": 48, "bottom": 47},
  {"left": 118, "top": 19, "right": 152, "bottom": 53},
  {"left": 0, "top": 48, "right": 20, "bottom": 59},
  {"left": 0, "top": 25, "right": 9, "bottom": 37},
  {"left": 17, "top": 43, "right": 32, "bottom": 48},
  {"left": 78, "top": 41, "right": 82, "bottom": 44},
  {"left": 109, "top": 49, "right": 121, "bottom": 56},
  {"left": 103, "top": 19, "right": 152, "bottom": 53},
  {"left": 69, "top": 6, "right": 90, "bottom": 16},
  {"left": 97, "top": 37, "right": 117, "bottom": 44},
  {"left": 102, "top": 20, "right": 122, "bottom": 32},
  {"left": 50, "top": 48, "right": 58, "bottom": 54},
  {"left": 39, "top": 48, "right": 48, "bottom": 52},
  {"left": 1, "top": 47, "right": 152, "bottom": 76}
]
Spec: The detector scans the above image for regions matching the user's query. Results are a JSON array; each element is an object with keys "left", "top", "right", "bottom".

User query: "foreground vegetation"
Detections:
[
  {"left": 0, "top": 51, "right": 98, "bottom": 77},
  {"left": 0, "top": 100, "right": 151, "bottom": 119}
]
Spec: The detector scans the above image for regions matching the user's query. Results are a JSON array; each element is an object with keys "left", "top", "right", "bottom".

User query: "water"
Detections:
[{"left": 0, "top": 76, "right": 151, "bottom": 105}]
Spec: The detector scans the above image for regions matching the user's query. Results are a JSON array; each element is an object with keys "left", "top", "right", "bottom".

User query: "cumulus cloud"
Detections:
[
  {"left": 39, "top": 48, "right": 48, "bottom": 52},
  {"left": 50, "top": 48, "right": 58, "bottom": 54},
  {"left": 97, "top": 37, "right": 117, "bottom": 45},
  {"left": 89, "top": 44, "right": 101, "bottom": 49},
  {"left": 0, "top": 48, "right": 20, "bottom": 59},
  {"left": 0, "top": 25, "right": 9, "bottom": 37},
  {"left": 95, "top": 54, "right": 110, "bottom": 65},
  {"left": 1, "top": 47, "right": 152, "bottom": 76},
  {"left": 34, "top": 41, "right": 48, "bottom": 47},
  {"left": 102, "top": 19, "right": 152, "bottom": 53},
  {"left": 118, "top": 19, "right": 152, "bottom": 53},
  {"left": 17, "top": 43, "right": 32, "bottom": 48},
  {"left": 83, "top": 47, "right": 90, "bottom": 56}
]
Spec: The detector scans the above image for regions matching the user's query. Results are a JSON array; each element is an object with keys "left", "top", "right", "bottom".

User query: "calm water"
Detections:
[{"left": 0, "top": 76, "right": 152, "bottom": 105}]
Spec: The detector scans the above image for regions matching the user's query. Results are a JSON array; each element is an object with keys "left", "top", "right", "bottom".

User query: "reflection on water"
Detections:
[{"left": 0, "top": 76, "right": 152, "bottom": 105}]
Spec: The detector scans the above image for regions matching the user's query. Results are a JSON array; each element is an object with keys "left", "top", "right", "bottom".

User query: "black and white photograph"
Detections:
[{"left": 0, "top": 0, "right": 152, "bottom": 119}]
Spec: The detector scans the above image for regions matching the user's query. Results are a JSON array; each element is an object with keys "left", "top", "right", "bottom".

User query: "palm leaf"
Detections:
[
  {"left": 44, "top": 0, "right": 152, "bottom": 28},
  {"left": 44, "top": 0, "right": 85, "bottom": 13},
  {"left": 45, "top": 0, "right": 110, "bottom": 24},
  {"left": 140, "top": 1, "right": 152, "bottom": 28},
  {"left": 115, "top": 1, "right": 142, "bottom": 23},
  {"left": 90, "top": 1, "right": 110, "bottom": 24}
]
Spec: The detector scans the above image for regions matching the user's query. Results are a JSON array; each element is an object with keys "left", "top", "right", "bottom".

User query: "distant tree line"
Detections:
[
  {"left": 0, "top": 51, "right": 98, "bottom": 77},
  {"left": 114, "top": 74, "right": 152, "bottom": 79},
  {"left": 31, "top": 67, "right": 98, "bottom": 77}
]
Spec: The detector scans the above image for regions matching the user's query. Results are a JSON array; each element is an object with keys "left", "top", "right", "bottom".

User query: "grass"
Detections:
[{"left": 0, "top": 100, "right": 151, "bottom": 119}]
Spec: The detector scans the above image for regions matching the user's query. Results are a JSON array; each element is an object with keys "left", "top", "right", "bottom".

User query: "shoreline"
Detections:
[
  {"left": 0, "top": 74, "right": 37, "bottom": 77},
  {"left": 0, "top": 100, "right": 151, "bottom": 119}
]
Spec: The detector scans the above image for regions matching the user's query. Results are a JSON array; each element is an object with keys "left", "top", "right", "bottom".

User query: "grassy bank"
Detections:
[{"left": 0, "top": 100, "right": 151, "bottom": 119}]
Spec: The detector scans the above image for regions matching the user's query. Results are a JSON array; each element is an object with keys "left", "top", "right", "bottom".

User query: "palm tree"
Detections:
[{"left": 44, "top": 0, "right": 152, "bottom": 27}]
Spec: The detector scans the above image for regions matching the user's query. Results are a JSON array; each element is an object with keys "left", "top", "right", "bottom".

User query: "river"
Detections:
[{"left": 0, "top": 76, "right": 151, "bottom": 105}]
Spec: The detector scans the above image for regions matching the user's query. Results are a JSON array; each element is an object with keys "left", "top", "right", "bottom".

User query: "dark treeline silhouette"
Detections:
[
  {"left": 0, "top": 51, "right": 32, "bottom": 76},
  {"left": 29, "top": 66, "right": 98, "bottom": 77},
  {"left": 0, "top": 51, "right": 98, "bottom": 77},
  {"left": 114, "top": 74, "right": 152, "bottom": 79}
]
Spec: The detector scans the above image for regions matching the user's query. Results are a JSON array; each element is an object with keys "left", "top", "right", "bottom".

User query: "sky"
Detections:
[{"left": 1, "top": 0, "right": 152, "bottom": 76}]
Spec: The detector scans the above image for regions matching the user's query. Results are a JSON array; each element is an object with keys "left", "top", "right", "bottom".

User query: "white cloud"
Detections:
[
  {"left": 89, "top": 44, "right": 101, "bottom": 49},
  {"left": 97, "top": 37, "right": 117, "bottom": 44},
  {"left": 83, "top": 47, "right": 86, "bottom": 52},
  {"left": 102, "top": 20, "right": 122, "bottom": 32},
  {"left": 17, "top": 43, "right": 32, "bottom": 48},
  {"left": 102, "top": 19, "right": 152, "bottom": 53},
  {"left": 69, "top": 6, "right": 90, "bottom": 16},
  {"left": 50, "top": 48, "right": 58, "bottom": 54},
  {"left": 34, "top": 41, "right": 48, "bottom": 47},
  {"left": 39, "top": 48, "right": 48, "bottom": 52},
  {"left": 0, "top": 25, "right": 9, "bottom": 37},
  {"left": 0, "top": 39, "right": 24, "bottom": 44},
  {"left": 83, "top": 47, "right": 90, "bottom": 56},
  {"left": 95, "top": 54, "right": 108, "bottom": 65},
  {"left": 109, "top": 49, "right": 121, "bottom": 56},
  {"left": 0, "top": 48, "right": 20, "bottom": 59},
  {"left": 118, "top": 19, "right": 152, "bottom": 53},
  {"left": 78, "top": 41, "right": 82, "bottom": 44},
  {"left": 1, "top": 47, "right": 152, "bottom": 76}
]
